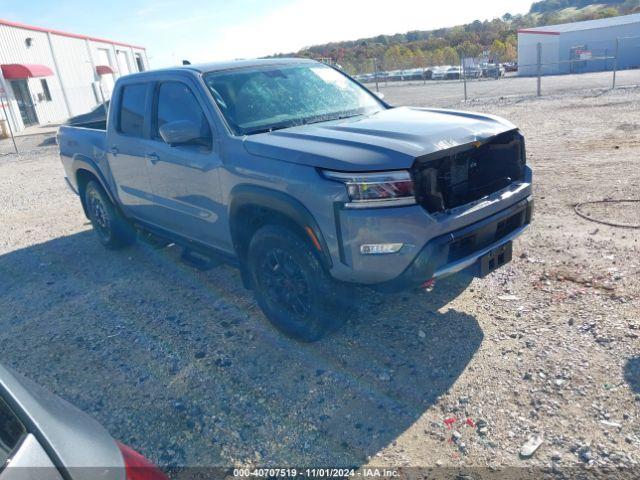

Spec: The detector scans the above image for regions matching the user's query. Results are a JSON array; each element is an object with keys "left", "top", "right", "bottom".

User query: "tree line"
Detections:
[{"left": 269, "top": 0, "right": 640, "bottom": 75}]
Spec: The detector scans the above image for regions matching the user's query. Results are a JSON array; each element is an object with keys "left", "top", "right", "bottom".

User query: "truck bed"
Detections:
[{"left": 57, "top": 125, "right": 108, "bottom": 192}]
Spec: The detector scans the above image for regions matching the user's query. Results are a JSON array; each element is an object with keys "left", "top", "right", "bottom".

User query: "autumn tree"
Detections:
[
  {"left": 269, "top": 0, "right": 631, "bottom": 74},
  {"left": 441, "top": 46, "right": 460, "bottom": 65},
  {"left": 458, "top": 40, "right": 483, "bottom": 58}
]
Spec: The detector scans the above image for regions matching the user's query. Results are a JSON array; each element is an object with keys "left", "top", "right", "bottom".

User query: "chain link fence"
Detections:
[{"left": 360, "top": 36, "right": 640, "bottom": 108}]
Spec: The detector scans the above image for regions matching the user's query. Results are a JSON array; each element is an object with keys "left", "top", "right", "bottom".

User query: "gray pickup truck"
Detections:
[{"left": 58, "top": 58, "right": 533, "bottom": 341}]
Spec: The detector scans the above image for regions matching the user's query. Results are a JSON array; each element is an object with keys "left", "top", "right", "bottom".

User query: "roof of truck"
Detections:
[
  {"left": 115, "top": 58, "right": 325, "bottom": 84},
  {"left": 160, "top": 57, "right": 318, "bottom": 74}
]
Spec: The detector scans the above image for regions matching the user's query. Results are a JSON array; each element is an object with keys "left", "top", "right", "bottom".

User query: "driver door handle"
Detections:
[{"left": 146, "top": 153, "right": 160, "bottom": 164}]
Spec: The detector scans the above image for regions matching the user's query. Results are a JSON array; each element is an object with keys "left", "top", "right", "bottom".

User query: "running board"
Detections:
[{"left": 180, "top": 248, "right": 221, "bottom": 271}]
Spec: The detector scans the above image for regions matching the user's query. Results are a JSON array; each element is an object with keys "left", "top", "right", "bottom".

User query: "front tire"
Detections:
[
  {"left": 84, "top": 180, "right": 135, "bottom": 249},
  {"left": 247, "top": 225, "right": 348, "bottom": 342}
]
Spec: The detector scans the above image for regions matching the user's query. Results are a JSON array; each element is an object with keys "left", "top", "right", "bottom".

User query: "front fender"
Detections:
[{"left": 229, "top": 184, "right": 332, "bottom": 269}]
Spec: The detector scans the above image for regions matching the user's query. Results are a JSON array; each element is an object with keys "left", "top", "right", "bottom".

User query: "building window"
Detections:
[
  {"left": 97, "top": 48, "right": 112, "bottom": 67},
  {"left": 40, "top": 79, "right": 52, "bottom": 101},
  {"left": 135, "top": 53, "right": 145, "bottom": 72},
  {"left": 117, "top": 50, "right": 131, "bottom": 75}
]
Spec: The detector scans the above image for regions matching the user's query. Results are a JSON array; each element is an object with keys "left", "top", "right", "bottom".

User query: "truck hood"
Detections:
[{"left": 243, "top": 106, "right": 516, "bottom": 172}]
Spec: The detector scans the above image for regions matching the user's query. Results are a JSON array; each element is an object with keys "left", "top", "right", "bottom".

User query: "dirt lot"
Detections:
[{"left": 1, "top": 85, "right": 639, "bottom": 477}]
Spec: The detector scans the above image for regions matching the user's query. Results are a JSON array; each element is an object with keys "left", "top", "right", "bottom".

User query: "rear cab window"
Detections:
[
  {"left": 118, "top": 83, "right": 148, "bottom": 137},
  {"left": 0, "top": 397, "right": 27, "bottom": 470}
]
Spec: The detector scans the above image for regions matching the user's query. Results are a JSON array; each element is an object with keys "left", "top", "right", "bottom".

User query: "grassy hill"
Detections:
[{"left": 269, "top": 0, "right": 640, "bottom": 74}]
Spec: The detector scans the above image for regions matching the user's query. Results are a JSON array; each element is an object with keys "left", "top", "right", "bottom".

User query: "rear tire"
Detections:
[
  {"left": 84, "top": 180, "right": 135, "bottom": 249},
  {"left": 247, "top": 225, "right": 349, "bottom": 342}
]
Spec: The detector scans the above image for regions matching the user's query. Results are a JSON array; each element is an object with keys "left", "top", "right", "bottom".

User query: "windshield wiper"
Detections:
[
  {"left": 303, "top": 111, "right": 364, "bottom": 125},
  {"left": 242, "top": 111, "right": 367, "bottom": 136},
  {"left": 243, "top": 120, "right": 307, "bottom": 135}
]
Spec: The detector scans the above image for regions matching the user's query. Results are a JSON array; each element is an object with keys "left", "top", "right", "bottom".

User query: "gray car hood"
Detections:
[
  {"left": 0, "top": 364, "right": 125, "bottom": 477},
  {"left": 243, "top": 106, "right": 516, "bottom": 172}
]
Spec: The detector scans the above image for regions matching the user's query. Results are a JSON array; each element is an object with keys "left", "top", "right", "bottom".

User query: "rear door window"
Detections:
[
  {"left": 0, "top": 397, "right": 26, "bottom": 469},
  {"left": 118, "top": 84, "right": 147, "bottom": 137}
]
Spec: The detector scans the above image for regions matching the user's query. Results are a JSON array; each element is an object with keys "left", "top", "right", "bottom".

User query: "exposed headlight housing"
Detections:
[{"left": 322, "top": 170, "right": 416, "bottom": 208}]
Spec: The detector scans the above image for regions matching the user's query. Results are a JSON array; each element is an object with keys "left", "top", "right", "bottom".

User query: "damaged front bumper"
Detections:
[{"left": 373, "top": 196, "right": 533, "bottom": 292}]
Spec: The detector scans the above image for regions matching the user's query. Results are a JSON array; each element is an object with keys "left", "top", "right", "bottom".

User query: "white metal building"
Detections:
[
  {"left": 0, "top": 19, "right": 149, "bottom": 132},
  {"left": 518, "top": 13, "right": 640, "bottom": 76}
]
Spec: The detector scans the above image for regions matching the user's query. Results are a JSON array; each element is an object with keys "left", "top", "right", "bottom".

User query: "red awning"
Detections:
[
  {"left": 1, "top": 64, "right": 54, "bottom": 79},
  {"left": 96, "top": 65, "right": 115, "bottom": 76}
]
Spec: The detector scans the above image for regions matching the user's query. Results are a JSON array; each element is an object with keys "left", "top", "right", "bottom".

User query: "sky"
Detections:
[{"left": 0, "top": 0, "right": 533, "bottom": 67}]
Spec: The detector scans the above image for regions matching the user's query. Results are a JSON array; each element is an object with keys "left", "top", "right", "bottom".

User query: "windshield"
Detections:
[{"left": 203, "top": 64, "right": 384, "bottom": 135}]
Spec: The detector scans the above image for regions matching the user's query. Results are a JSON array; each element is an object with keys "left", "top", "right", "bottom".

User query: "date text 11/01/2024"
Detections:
[{"left": 233, "top": 468, "right": 399, "bottom": 478}]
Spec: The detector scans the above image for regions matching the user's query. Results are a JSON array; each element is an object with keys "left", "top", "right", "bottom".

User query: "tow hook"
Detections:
[{"left": 421, "top": 279, "right": 436, "bottom": 292}]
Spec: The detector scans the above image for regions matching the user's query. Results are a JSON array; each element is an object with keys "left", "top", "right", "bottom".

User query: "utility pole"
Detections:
[
  {"left": 0, "top": 93, "right": 18, "bottom": 154},
  {"left": 373, "top": 58, "right": 380, "bottom": 93},
  {"left": 537, "top": 42, "right": 542, "bottom": 97},
  {"left": 613, "top": 37, "right": 619, "bottom": 89},
  {"left": 0, "top": 74, "right": 18, "bottom": 154},
  {"left": 462, "top": 58, "right": 468, "bottom": 101}
]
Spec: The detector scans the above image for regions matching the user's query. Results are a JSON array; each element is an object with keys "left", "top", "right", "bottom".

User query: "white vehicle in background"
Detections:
[
  {"left": 355, "top": 73, "right": 374, "bottom": 83},
  {"left": 387, "top": 69, "right": 404, "bottom": 81},
  {"left": 463, "top": 64, "right": 483, "bottom": 79},
  {"left": 402, "top": 68, "right": 426, "bottom": 80},
  {"left": 445, "top": 66, "right": 462, "bottom": 80},
  {"left": 483, "top": 63, "right": 506, "bottom": 79},
  {"left": 374, "top": 70, "right": 391, "bottom": 82},
  {"left": 431, "top": 66, "right": 450, "bottom": 80}
]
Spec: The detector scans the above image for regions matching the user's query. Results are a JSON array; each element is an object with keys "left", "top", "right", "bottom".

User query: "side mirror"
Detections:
[
  {"left": 374, "top": 91, "right": 385, "bottom": 100},
  {"left": 159, "top": 120, "right": 202, "bottom": 146}
]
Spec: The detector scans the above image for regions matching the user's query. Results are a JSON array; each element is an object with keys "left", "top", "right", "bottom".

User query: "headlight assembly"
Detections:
[{"left": 321, "top": 170, "right": 416, "bottom": 208}]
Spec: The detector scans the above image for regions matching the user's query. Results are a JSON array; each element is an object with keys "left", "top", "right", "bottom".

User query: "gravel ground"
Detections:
[{"left": 0, "top": 85, "right": 639, "bottom": 477}]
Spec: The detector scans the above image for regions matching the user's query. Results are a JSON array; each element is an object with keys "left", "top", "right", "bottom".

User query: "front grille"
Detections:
[
  {"left": 412, "top": 130, "right": 526, "bottom": 213},
  {"left": 447, "top": 207, "right": 526, "bottom": 263}
]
